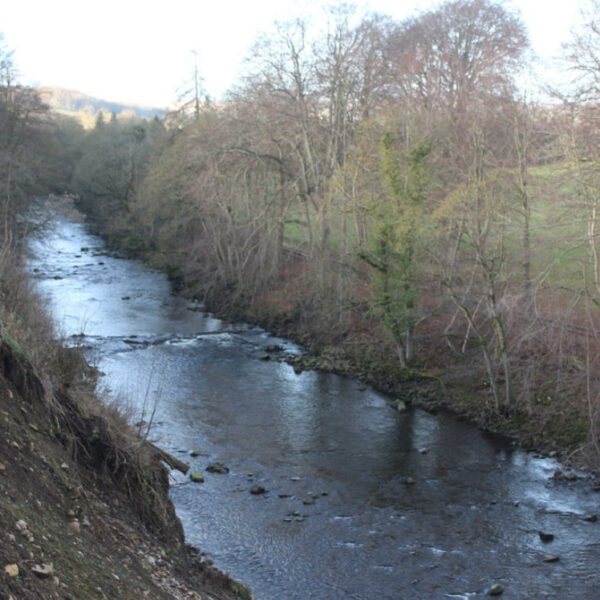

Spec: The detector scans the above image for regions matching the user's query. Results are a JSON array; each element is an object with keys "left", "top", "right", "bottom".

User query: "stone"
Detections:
[
  {"left": 15, "top": 520, "right": 28, "bottom": 532},
  {"left": 538, "top": 531, "right": 554, "bottom": 542},
  {"left": 399, "top": 477, "right": 416, "bottom": 485},
  {"left": 249, "top": 485, "right": 266, "bottom": 495},
  {"left": 583, "top": 514, "right": 598, "bottom": 522},
  {"left": 32, "top": 563, "right": 54, "bottom": 578},
  {"left": 4, "top": 564, "right": 19, "bottom": 577},
  {"left": 0, "top": 462, "right": 5, "bottom": 473},
  {"left": 543, "top": 555, "right": 560, "bottom": 563},
  {"left": 190, "top": 472, "right": 205, "bottom": 483},
  {"left": 303, "top": 499, "right": 315, "bottom": 506},
  {"left": 265, "top": 345, "right": 284, "bottom": 353},
  {"left": 206, "top": 462, "right": 229, "bottom": 474},
  {"left": 260, "top": 353, "right": 271, "bottom": 361},
  {"left": 396, "top": 399, "right": 407, "bottom": 412},
  {"left": 190, "top": 450, "right": 203, "bottom": 457},
  {"left": 290, "top": 476, "right": 300, "bottom": 482},
  {"left": 488, "top": 583, "right": 504, "bottom": 596},
  {"left": 69, "top": 520, "right": 81, "bottom": 533}
]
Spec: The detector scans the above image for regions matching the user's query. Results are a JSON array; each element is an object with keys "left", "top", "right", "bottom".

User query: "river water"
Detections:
[{"left": 29, "top": 211, "right": 600, "bottom": 599}]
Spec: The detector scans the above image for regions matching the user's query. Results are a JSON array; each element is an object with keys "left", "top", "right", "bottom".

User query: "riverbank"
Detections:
[
  {"left": 76, "top": 187, "right": 597, "bottom": 472},
  {"left": 0, "top": 248, "right": 252, "bottom": 599},
  {"left": 199, "top": 297, "right": 592, "bottom": 468}
]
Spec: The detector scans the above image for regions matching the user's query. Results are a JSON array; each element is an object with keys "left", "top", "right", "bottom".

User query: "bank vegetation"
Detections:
[{"left": 64, "top": 0, "right": 600, "bottom": 466}]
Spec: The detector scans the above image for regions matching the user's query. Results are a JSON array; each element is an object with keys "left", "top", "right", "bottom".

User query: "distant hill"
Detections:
[{"left": 39, "top": 86, "right": 165, "bottom": 126}]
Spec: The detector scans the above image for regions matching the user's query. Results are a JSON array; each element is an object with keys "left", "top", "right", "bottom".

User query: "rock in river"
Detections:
[
  {"left": 190, "top": 472, "right": 205, "bottom": 483},
  {"left": 538, "top": 531, "right": 554, "bottom": 543},
  {"left": 206, "top": 462, "right": 230, "bottom": 474},
  {"left": 250, "top": 485, "right": 266, "bottom": 495}
]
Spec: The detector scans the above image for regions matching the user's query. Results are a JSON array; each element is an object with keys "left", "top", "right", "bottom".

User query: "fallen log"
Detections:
[{"left": 148, "top": 443, "right": 190, "bottom": 474}]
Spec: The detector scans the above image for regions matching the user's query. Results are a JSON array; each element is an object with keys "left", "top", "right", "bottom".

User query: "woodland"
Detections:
[{"left": 4, "top": 0, "right": 600, "bottom": 463}]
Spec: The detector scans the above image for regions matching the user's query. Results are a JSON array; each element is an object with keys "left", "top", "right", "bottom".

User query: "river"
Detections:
[{"left": 28, "top": 209, "right": 600, "bottom": 599}]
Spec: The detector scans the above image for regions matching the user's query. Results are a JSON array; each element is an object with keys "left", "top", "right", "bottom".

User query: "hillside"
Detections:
[{"left": 39, "top": 86, "right": 164, "bottom": 126}]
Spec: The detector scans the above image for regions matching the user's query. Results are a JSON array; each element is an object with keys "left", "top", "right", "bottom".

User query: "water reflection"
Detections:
[{"left": 29, "top": 212, "right": 600, "bottom": 600}]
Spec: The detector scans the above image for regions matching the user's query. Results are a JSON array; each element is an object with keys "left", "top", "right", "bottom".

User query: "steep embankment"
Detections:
[{"left": 0, "top": 332, "right": 251, "bottom": 598}]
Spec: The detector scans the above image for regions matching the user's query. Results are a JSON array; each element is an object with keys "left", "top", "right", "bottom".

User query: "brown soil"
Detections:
[{"left": 0, "top": 339, "right": 252, "bottom": 600}]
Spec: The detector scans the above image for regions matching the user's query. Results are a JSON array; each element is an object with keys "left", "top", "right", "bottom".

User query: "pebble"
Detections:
[
  {"left": 543, "top": 555, "right": 560, "bottom": 563},
  {"left": 250, "top": 485, "right": 266, "bottom": 495},
  {"left": 69, "top": 520, "right": 81, "bottom": 533},
  {"left": 32, "top": 563, "right": 54, "bottom": 578},
  {"left": 4, "top": 564, "right": 19, "bottom": 577},
  {"left": 190, "top": 472, "right": 205, "bottom": 483},
  {"left": 583, "top": 514, "right": 598, "bottom": 522},
  {"left": 15, "top": 520, "right": 28, "bottom": 532},
  {"left": 488, "top": 583, "right": 504, "bottom": 596}
]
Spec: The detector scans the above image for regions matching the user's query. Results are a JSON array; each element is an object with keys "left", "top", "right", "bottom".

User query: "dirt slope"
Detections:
[{"left": 0, "top": 338, "right": 251, "bottom": 600}]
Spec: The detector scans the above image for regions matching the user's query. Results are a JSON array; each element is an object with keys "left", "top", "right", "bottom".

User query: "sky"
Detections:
[{"left": 0, "top": 0, "right": 588, "bottom": 109}]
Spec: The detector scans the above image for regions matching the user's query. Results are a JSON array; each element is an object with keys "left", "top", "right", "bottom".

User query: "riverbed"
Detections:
[{"left": 29, "top": 209, "right": 600, "bottom": 599}]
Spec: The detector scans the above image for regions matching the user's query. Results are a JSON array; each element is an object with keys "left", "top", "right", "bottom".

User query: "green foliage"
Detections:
[{"left": 360, "top": 132, "right": 431, "bottom": 364}]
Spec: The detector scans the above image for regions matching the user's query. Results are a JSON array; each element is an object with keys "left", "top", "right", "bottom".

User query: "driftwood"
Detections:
[{"left": 148, "top": 443, "right": 190, "bottom": 474}]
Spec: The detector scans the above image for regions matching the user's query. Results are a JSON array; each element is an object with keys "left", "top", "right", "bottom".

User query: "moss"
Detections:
[
  {"left": 2, "top": 332, "right": 33, "bottom": 364},
  {"left": 231, "top": 582, "right": 254, "bottom": 600}
]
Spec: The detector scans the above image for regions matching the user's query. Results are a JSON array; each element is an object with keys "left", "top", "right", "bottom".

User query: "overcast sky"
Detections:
[{"left": 1, "top": 0, "right": 587, "bottom": 108}]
